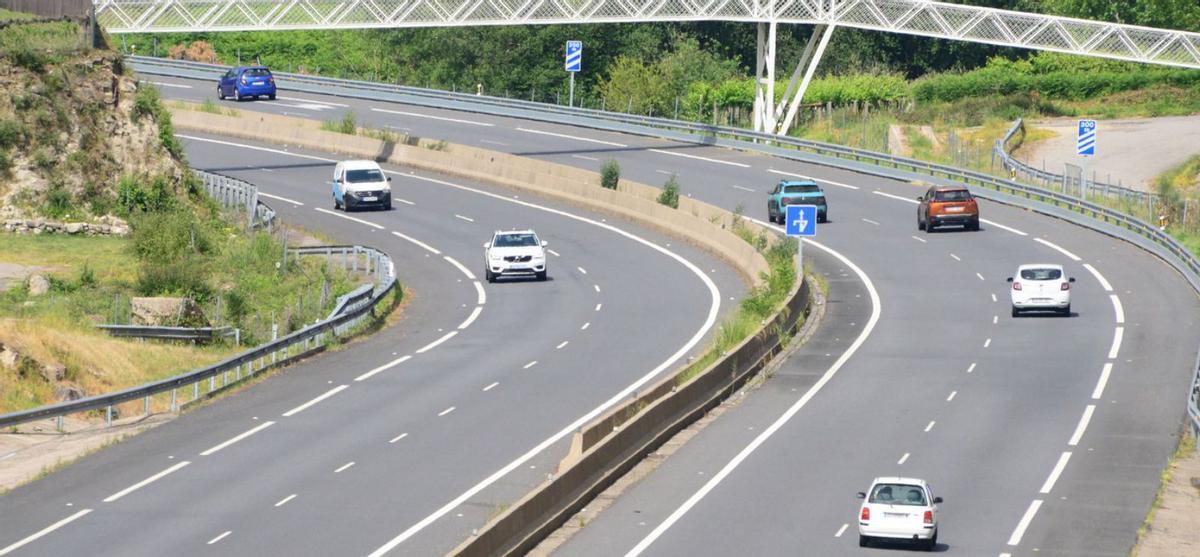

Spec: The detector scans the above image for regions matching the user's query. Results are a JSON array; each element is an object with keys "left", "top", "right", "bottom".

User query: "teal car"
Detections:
[{"left": 767, "top": 180, "right": 828, "bottom": 224}]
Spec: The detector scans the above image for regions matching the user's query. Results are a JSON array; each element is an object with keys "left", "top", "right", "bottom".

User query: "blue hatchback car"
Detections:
[
  {"left": 217, "top": 66, "right": 276, "bottom": 101},
  {"left": 767, "top": 180, "right": 828, "bottom": 224}
]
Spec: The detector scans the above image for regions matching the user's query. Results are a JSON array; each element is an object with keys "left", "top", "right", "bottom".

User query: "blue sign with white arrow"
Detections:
[
  {"left": 1077, "top": 119, "right": 1096, "bottom": 156},
  {"left": 785, "top": 205, "right": 818, "bottom": 237},
  {"left": 565, "top": 40, "right": 582, "bottom": 72}
]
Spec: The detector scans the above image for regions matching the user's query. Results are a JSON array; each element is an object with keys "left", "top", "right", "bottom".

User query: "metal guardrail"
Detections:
[
  {"left": 993, "top": 118, "right": 1156, "bottom": 208},
  {"left": 197, "top": 169, "right": 276, "bottom": 230},
  {"left": 132, "top": 55, "right": 1200, "bottom": 439},
  {"left": 96, "top": 325, "right": 239, "bottom": 343},
  {"left": 0, "top": 173, "right": 398, "bottom": 431}
]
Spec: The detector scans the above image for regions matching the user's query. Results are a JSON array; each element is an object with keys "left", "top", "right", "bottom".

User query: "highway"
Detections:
[{"left": 1, "top": 67, "right": 1196, "bottom": 557}]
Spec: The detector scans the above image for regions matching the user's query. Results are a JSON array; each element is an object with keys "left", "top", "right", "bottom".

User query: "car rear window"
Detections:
[
  {"left": 783, "top": 184, "right": 821, "bottom": 194},
  {"left": 933, "top": 189, "right": 972, "bottom": 201},
  {"left": 345, "top": 169, "right": 384, "bottom": 183},
  {"left": 244, "top": 68, "right": 272, "bottom": 78},
  {"left": 870, "top": 484, "right": 927, "bottom": 506},
  {"left": 1020, "top": 268, "right": 1063, "bottom": 280},
  {"left": 494, "top": 233, "right": 538, "bottom": 247}
]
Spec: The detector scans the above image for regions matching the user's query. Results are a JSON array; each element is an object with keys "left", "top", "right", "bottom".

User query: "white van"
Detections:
[{"left": 332, "top": 160, "right": 392, "bottom": 211}]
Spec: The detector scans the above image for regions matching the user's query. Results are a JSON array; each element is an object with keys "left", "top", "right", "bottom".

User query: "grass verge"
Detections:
[{"left": 1132, "top": 432, "right": 1197, "bottom": 555}]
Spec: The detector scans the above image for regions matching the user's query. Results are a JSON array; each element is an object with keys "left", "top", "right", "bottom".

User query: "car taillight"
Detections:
[
  {"left": 923, "top": 510, "right": 933, "bottom": 524},
  {"left": 861, "top": 507, "right": 870, "bottom": 521},
  {"left": 781, "top": 197, "right": 791, "bottom": 206},
  {"left": 1061, "top": 282, "right": 1070, "bottom": 291},
  {"left": 268, "top": 76, "right": 274, "bottom": 84},
  {"left": 1012, "top": 282, "right": 1022, "bottom": 290}
]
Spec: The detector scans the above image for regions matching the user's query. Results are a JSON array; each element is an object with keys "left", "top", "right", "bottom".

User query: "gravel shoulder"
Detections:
[{"left": 1134, "top": 434, "right": 1200, "bottom": 557}]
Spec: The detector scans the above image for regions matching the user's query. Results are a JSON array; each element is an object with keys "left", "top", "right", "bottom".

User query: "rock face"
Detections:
[
  {"left": 27, "top": 274, "right": 50, "bottom": 296},
  {"left": 131, "top": 297, "right": 209, "bottom": 327},
  {"left": 0, "top": 342, "right": 19, "bottom": 368}
]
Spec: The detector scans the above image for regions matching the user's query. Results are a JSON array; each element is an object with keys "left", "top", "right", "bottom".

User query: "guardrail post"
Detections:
[
  {"left": 353, "top": 246, "right": 359, "bottom": 273},
  {"left": 143, "top": 395, "right": 149, "bottom": 416},
  {"left": 208, "top": 376, "right": 215, "bottom": 393},
  {"left": 171, "top": 388, "right": 177, "bottom": 412},
  {"left": 56, "top": 415, "right": 63, "bottom": 432},
  {"left": 105, "top": 405, "right": 112, "bottom": 427},
  {"left": 193, "top": 381, "right": 199, "bottom": 401}
]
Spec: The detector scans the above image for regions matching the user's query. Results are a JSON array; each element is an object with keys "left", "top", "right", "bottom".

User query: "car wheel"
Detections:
[
  {"left": 485, "top": 269, "right": 495, "bottom": 283},
  {"left": 233, "top": 88, "right": 241, "bottom": 102},
  {"left": 925, "top": 220, "right": 935, "bottom": 233},
  {"left": 342, "top": 194, "right": 352, "bottom": 212},
  {"left": 1012, "top": 306, "right": 1020, "bottom": 318},
  {"left": 818, "top": 214, "right": 827, "bottom": 224},
  {"left": 536, "top": 270, "right": 547, "bottom": 281},
  {"left": 217, "top": 86, "right": 225, "bottom": 100},
  {"left": 858, "top": 535, "right": 869, "bottom": 548},
  {"left": 268, "top": 93, "right": 276, "bottom": 100},
  {"left": 925, "top": 531, "right": 938, "bottom": 551},
  {"left": 918, "top": 216, "right": 925, "bottom": 230},
  {"left": 334, "top": 197, "right": 341, "bottom": 210},
  {"left": 1062, "top": 304, "right": 1071, "bottom": 317},
  {"left": 970, "top": 217, "right": 981, "bottom": 231}
]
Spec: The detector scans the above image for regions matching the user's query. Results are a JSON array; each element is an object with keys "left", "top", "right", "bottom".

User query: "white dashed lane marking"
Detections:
[
  {"left": 207, "top": 531, "right": 232, "bottom": 545},
  {"left": 282, "top": 385, "right": 348, "bottom": 417},
  {"left": 103, "top": 461, "right": 191, "bottom": 503}
]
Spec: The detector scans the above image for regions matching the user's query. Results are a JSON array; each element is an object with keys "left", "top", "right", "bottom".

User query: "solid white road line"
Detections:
[
  {"left": 733, "top": 185, "right": 756, "bottom": 192},
  {"left": 556, "top": 341, "right": 569, "bottom": 349},
  {"left": 523, "top": 361, "right": 538, "bottom": 369},
  {"left": 480, "top": 139, "right": 508, "bottom": 146},
  {"left": 0, "top": 508, "right": 93, "bottom": 556},
  {"left": 177, "top": 135, "right": 337, "bottom": 163},
  {"left": 911, "top": 235, "right": 927, "bottom": 243},
  {"left": 897, "top": 452, "right": 910, "bottom": 465},
  {"left": 334, "top": 462, "right": 355, "bottom": 473},
  {"left": 1040, "top": 452, "right": 1073, "bottom": 494},
  {"left": 355, "top": 355, "right": 412, "bottom": 382},
  {"left": 1007, "top": 500, "right": 1043, "bottom": 546},
  {"left": 443, "top": 256, "right": 476, "bottom": 280},
  {"left": 372, "top": 107, "right": 494, "bottom": 126},
  {"left": 1108, "top": 327, "right": 1124, "bottom": 359},
  {"left": 438, "top": 407, "right": 456, "bottom": 417},
  {"left": 207, "top": 531, "right": 232, "bottom": 545},
  {"left": 623, "top": 237, "right": 881, "bottom": 557},
  {"left": 967, "top": 363, "right": 977, "bottom": 373},
  {"left": 767, "top": 169, "right": 860, "bottom": 190},
  {"left": 474, "top": 281, "right": 486, "bottom": 305},
  {"left": 834, "top": 524, "right": 849, "bottom": 537},
  {"left": 925, "top": 421, "right": 936, "bottom": 432},
  {"left": 416, "top": 331, "right": 457, "bottom": 354},
  {"left": 976, "top": 272, "right": 986, "bottom": 281},
  {"left": 1083, "top": 263, "right": 1113, "bottom": 291},
  {"left": 571, "top": 155, "right": 599, "bottom": 161},
  {"left": 872, "top": 190, "right": 919, "bottom": 204},
  {"left": 1111, "top": 295, "right": 1125, "bottom": 324},
  {"left": 103, "top": 461, "right": 191, "bottom": 503},
  {"left": 577, "top": 266, "right": 588, "bottom": 274},
  {"left": 454, "top": 214, "right": 475, "bottom": 223},
  {"left": 515, "top": 127, "right": 627, "bottom": 147},
  {"left": 200, "top": 421, "right": 276, "bottom": 456},
  {"left": 394, "top": 198, "right": 415, "bottom": 206},
  {"left": 389, "top": 433, "right": 408, "bottom": 444},
  {"left": 950, "top": 254, "right": 961, "bottom": 261},
  {"left": 275, "top": 494, "right": 297, "bottom": 507},
  {"left": 282, "top": 385, "right": 349, "bottom": 417},
  {"left": 581, "top": 322, "right": 591, "bottom": 330},
  {"left": 276, "top": 96, "right": 349, "bottom": 107},
  {"left": 1092, "top": 363, "right": 1113, "bottom": 400},
  {"left": 655, "top": 169, "right": 673, "bottom": 175},
  {"left": 483, "top": 382, "right": 499, "bottom": 392},
  {"left": 1068, "top": 405, "right": 1096, "bottom": 446},
  {"left": 390, "top": 230, "right": 441, "bottom": 255},
  {"left": 258, "top": 192, "right": 304, "bottom": 206},
  {"left": 649, "top": 148, "right": 750, "bottom": 168},
  {"left": 458, "top": 306, "right": 483, "bottom": 330},
  {"left": 861, "top": 218, "right": 879, "bottom": 225},
  {"left": 1034, "top": 238, "right": 1082, "bottom": 261},
  {"left": 947, "top": 391, "right": 958, "bottom": 402},
  {"left": 980, "top": 218, "right": 1028, "bottom": 236},
  {"left": 314, "top": 207, "right": 385, "bottom": 229},
  {"left": 145, "top": 80, "right": 192, "bottom": 89}
]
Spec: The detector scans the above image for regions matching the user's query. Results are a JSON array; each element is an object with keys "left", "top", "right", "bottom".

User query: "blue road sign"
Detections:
[
  {"left": 1077, "top": 119, "right": 1096, "bottom": 156},
  {"left": 785, "top": 205, "right": 818, "bottom": 237},
  {"left": 565, "top": 40, "right": 582, "bottom": 72}
]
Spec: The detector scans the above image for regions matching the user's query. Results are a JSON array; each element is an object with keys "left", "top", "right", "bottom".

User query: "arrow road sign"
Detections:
[
  {"left": 785, "top": 205, "right": 818, "bottom": 237},
  {"left": 1077, "top": 119, "right": 1096, "bottom": 156},
  {"left": 565, "top": 40, "right": 582, "bottom": 72}
]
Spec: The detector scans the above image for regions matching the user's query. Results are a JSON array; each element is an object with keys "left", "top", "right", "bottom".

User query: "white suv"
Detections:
[
  {"left": 484, "top": 230, "right": 548, "bottom": 282},
  {"left": 332, "top": 160, "right": 392, "bottom": 211},
  {"left": 1008, "top": 263, "right": 1075, "bottom": 317},
  {"left": 857, "top": 477, "right": 941, "bottom": 550}
]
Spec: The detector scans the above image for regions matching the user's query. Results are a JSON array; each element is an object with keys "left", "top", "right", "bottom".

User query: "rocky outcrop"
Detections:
[
  {"left": 131, "top": 297, "right": 209, "bottom": 327},
  {"left": 3, "top": 216, "right": 128, "bottom": 236},
  {"left": 26, "top": 274, "right": 49, "bottom": 296}
]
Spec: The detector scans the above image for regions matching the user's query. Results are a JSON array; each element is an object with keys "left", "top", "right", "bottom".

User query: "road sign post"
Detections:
[
  {"left": 1076, "top": 119, "right": 1096, "bottom": 199},
  {"left": 565, "top": 40, "right": 582, "bottom": 108},
  {"left": 785, "top": 205, "right": 818, "bottom": 275}
]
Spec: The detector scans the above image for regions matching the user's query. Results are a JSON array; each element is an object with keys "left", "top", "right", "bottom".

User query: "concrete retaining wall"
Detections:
[{"left": 168, "top": 106, "right": 770, "bottom": 285}]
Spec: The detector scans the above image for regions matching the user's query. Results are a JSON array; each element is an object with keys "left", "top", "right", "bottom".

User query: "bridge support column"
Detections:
[
  {"left": 775, "top": 24, "right": 836, "bottom": 135},
  {"left": 753, "top": 21, "right": 777, "bottom": 133}
]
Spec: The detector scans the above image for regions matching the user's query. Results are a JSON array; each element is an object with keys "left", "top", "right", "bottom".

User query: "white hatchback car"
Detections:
[
  {"left": 484, "top": 229, "right": 548, "bottom": 282},
  {"left": 857, "top": 477, "right": 941, "bottom": 551},
  {"left": 1008, "top": 264, "right": 1075, "bottom": 317}
]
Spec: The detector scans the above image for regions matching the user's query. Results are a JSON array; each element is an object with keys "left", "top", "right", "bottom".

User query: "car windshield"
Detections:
[
  {"left": 244, "top": 68, "right": 272, "bottom": 78},
  {"left": 345, "top": 169, "right": 384, "bottom": 183},
  {"left": 1020, "top": 268, "right": 1063, "bottom": 281},
  {"left": 494, "top": 233, "right": 538, "bottom": 247},
  {"left": 934, "top": 189, "right": 972, "bottom": 201},
  {"left": 870, "top": 484, "right": 927, "bottom": 506},
  {"left": 783, "top": 184, "right": 820, "bottom": 194}
]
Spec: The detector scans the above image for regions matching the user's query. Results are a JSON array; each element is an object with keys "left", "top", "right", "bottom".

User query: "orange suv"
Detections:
[{"left": 917, "top": 186, "right": 979, "bottom": 232}]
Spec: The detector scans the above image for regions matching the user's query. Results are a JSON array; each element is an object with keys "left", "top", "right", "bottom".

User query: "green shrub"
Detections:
[
  {"left": 42, "top": 182, "right": 73, "bottom": 218},
  {"left": 136, "top": 258, "right": 213, "bottom": 302},
  {"left": 0, "top": 150, "right": 11, "bottom": 176},
  {"left": 0, "top": 119, "right": 23, "bottom": 148},
  {"left": 600, "top": 159, "right": 620, "bottom": 189},
  {"left": 117, "top": 174, "right": 176, "bottom": 215},
  {"left": 657, "top": 174, "right": 680, "bottom": 208},
  {"left": 77, "top": 262, "right": 97, "bottom": 288},
  {"left": 133, "top": 85, "right": 161, "bottom": 120},
  {"left": 129, "top": 207, "right": 215, "bottom": 263}
]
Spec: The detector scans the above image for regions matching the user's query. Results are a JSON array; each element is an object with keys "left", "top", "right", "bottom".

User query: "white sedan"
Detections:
[
  {"left": 1008, "top": 263, "right": 1075, "bottom": 317},
  {"left": 483, "top": 229, "right": 548, "bottom": 282},
  {"left": 857, "top": 477, "right": 941, "bottom": 551}
]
